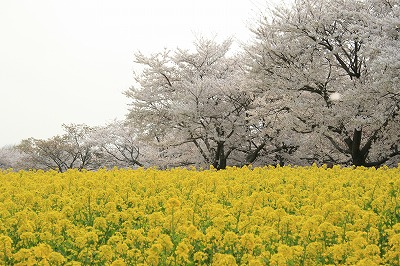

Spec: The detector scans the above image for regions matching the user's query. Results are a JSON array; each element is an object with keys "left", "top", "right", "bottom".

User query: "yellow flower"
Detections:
[
  {"left": 167, "top": 197, "right": 181, "bottom": 209},
  {"left": 206, "top": 227, "right": 223, "bottom": 246},
  {"left": 147, "top": 211, "right": 165, "bottom": 227},
  {"left": 84, "top": 231, "right": 99, "bottom": 246},
  {"left": 350, "top": 236, "right": 367, "bottom": 250},
  {"left": 327, "top": 243, "right": 348, "bottom": 264},
  {"left": 108, "top": 232, "right": 124, "bottom": 246},
  {"left": 157, "top": 234, "right": 173, "bottom": 252},
  {"left": 212, "top": 253, "right": 237, "bottom": 266},
  {"left": 193, "top": 251, "right": 207, "bottom": 263},
  {"left": 17, "top": 221, "right": 34, "bottom": 234},
  {"left": 106, "top": 212, "right": 121, "bottom": 225},
  {"left": 115, "top": 243, "right": 129, "bottom": 256},
  {"left": 355, "top": 258, "right": 380, "bottom": 266},
  {"left": 75, "top": 236, "right": 86, "bottom": 249},
  {"left": 186, "top": 224, "right": 200, "bottom": 239},
  {"left": 111, "top": 258, "right": 126, "bottom": 266},
  {"left": 98, "top": 245, "right": 113, "bottom": 262},
  {"left": 241, "top": 233, "right": 257, "bottom": 252},
  {"left": 388, "top": 233, "right": 400, "bottom": 247},
  {"left": 305, "top": 241, "right": 323, "bottom": 259},
  {"left": 223, "top": 231, "right": 239, "bottom": 246},
  {"left": 0, "top": 235, "right": 13, "bottom": 260},
  {"left": 126, "top": 248, "right": 143, "bottom": 263},
  {"left": 147, "top": 227, "right": 161, "bottom": 242},
  {"left": 385, "top": 233, "right": 400, "bottom": 263},
  {"left": 318, "top": 221, "right": 338, "bottom": 239},
  {"left": 12, "top": 248, "right": 33, "bottom": 263},
  {"left": 19, "top": 232, "right": 37, "bottom": 247},
  {"left": 38, "top": 258, "right": 51, "bottom": 266},
  {"left": 248, "top": 258, "right": 264, "bottom": 266},
  {"left": 93, "top": 217, "right": 108, "bottom": 231},
  {"left": 146, "top": 253, "right": 159, "bottom": 266},
  {"left": 175, "top": 241, "right": 192, "bottom": 262},
  {"left": 269, "top": 253, "right": 287, "bottom": 266},
  {"left": 48, "top": 252, "right": 66, "bottom": 266},
  {"left": 148, "top": 243, "right": 163, "bottom": 255},
  {"left": 1, "top": 165, "right": 400, "bottom": 265},
  {"left": 363, "top": 244, "right": 381, "bottom": 264},
  {"left": 33, "top": 243, "right": 52, "bottom": 259},
  {"left": 367, "top": 227, "right": 380, "bottom": 244}
]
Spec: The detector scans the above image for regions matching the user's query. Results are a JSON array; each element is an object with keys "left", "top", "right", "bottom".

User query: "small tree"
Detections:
[
  {"left": 94, "top": 120, "right": 145, "bottom": 168},
  {"left": 0, "top": 145, "right": 25, "bottom": 170},
  {"left": 17, "top": 124, "right": 98, "bottom": 171}
]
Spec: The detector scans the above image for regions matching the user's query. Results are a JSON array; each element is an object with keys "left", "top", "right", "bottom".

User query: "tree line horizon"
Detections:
[{"left": 1, "top": 0, "right": 399, "bottom": 171}]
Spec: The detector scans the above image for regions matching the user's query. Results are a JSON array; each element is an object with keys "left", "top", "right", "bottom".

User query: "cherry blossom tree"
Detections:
[
  {"left": 125, "top": 37, "right": 256, "bottom": 169},
  {"left": 245, "top": 0, "right": 400, "bottom": 166},
  {"left": 17, "top": 124, "right": 99, "bottom": 171},
  {"left": 0, "top": 145, "right": 25, "bottom": 170},
  {"left": 93, "top": 120, "right": 145, "bottom": 168}
]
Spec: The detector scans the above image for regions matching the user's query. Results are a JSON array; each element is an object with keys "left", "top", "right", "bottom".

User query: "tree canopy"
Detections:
[
  {"left": 125, "top": 38, "right": 254, "bottom": 169},
  {"left": 245, "top": 0, "right": 400, "bottom": 166}
]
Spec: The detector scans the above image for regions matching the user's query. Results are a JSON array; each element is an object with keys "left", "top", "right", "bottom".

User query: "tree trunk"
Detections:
[
  {"left": 213, "top": 141, "right": 227, "bottom": 170},
  {"left": 218, "top": 155, "right": 227, "bottom": 170},
  {"left": 245, "top": 142, "right": 266, "bottom": 165},
  {"left": 344, "top": 128, "right": 399, "bottom": 167},
  {"left": 345, "top": 128, "right": 368, "bottom": 166}
]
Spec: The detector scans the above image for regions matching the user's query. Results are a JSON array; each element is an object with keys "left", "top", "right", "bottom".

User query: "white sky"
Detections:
[{"left": 0, "top": 0, "right": 281, "bottom": 147}]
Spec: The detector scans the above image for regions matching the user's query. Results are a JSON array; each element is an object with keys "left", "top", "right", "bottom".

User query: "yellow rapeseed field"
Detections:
[{"left": 0, "top": 165, "right": 400, "bottom": 265}]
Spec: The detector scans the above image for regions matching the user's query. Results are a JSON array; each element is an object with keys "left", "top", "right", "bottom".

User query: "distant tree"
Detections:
[
  {"left": 245, "top": 0, "right": 400, "bottom": 166},
  {"left": 18, "top": 136, "right": 72, "bottom": 172},
  {"left": 93, "top": 120, "right": 145, "bottom": 168},
  {"left": 0, "top": 145, "right": 25, "bottom": 170},
  {"left": 17, "top": 124, "right": 98, "bottom": 171},
  {"left": 125, "top": 37, "right": 255, "bottom": 169},
  {"left": 63, "top": 123, "right": 98, "bottom": 169}
]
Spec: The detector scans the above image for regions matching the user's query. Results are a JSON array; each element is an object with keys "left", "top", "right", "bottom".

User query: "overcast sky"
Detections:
[{"left": 0, "top": 0, "right": 284, "bottom": 147}]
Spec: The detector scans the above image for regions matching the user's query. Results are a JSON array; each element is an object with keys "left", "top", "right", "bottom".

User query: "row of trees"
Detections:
[
  {"left": 123, "top": 0, "right": 400, "bottom": 168},
  {"left": 1, "top": 0, "right": 399, "bottom": 171},
  {"left": 0, "top": 122, "right": 145, "bottom": 171}
]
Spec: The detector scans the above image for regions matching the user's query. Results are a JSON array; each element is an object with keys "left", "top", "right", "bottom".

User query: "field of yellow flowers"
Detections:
[{"left": 0, "top": 165, "right": 400, "bottom": 265}]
